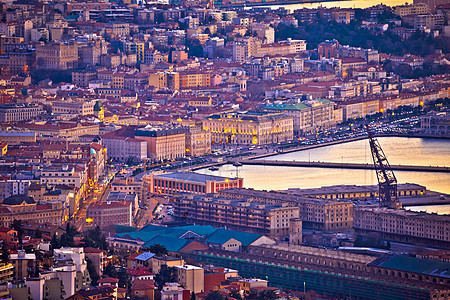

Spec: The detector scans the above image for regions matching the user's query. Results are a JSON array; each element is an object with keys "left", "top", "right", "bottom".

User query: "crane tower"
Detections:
[{"left": 366, "top": 127, "right": 402, "bottom": 209}]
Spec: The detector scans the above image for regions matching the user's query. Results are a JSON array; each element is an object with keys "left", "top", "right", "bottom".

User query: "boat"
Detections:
[
  {"left": 233, "top": 162, "right": 243, "bottom": 167},
  {"left": 209, "top": 166, "right": 220, "bottom": 171}
]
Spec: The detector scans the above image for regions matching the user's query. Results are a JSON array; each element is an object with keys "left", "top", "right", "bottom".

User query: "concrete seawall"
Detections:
[{"left": 241, "top": 160, "right": 450, "bottom": 173}]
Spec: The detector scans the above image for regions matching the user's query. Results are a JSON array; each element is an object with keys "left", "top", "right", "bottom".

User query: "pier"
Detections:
[{"left": 239, "top": 160, "right": 450, "bottom": 173}]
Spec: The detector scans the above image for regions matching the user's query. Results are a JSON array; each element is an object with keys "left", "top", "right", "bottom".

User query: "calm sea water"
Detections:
[
  {"left": 196, "top": 137, "right": 450, "bottom": 214},
  {"left": 254, "top": 0, "right": 411, "bottom": 10}
]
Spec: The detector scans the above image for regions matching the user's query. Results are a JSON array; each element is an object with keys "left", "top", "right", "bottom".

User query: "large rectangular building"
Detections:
[
  {"left": 354, "top": 206, "right": 450, "bottom": 246},
  {"left": 36, "top": 42, "right": 78, "bottom": 70},
  {"left": 143, "top": 172, "right": 243, "bottom": 195},
  {"left": 172, "top": 194, "right": 300, "bottom": 236},
  {"left": 394, "top": 3, "right": 431, "bottom": 16},
  {"left": 102, "top": 134, "right": 147, "bottom": 162},
  {"left": 0, "top": 103, "right": 43, "bottom": 123},
  {"left": 135, "top": 126, "right": 186, "bottom": 161},
  {"left": 219, "top": 188, "right": 354, "bottom": 230},
  {"left": 51, "top": 100, "right": 96, "bottom": 116},
  {"left": 264, "top": 98, "right": 336, "bottom": 135},
  {"left": 203, "top": 112, "right": 293, "bottom": 146},
  {"left": 86, "top": 201, "right": 132, "bottom": 229}
]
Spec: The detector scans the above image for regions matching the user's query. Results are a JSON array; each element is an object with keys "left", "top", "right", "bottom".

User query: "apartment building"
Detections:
[
  {"left": 185, "top": 124, "right": 211, "bottom": 157},
  {"left": 40, "top": 165, "right": 87, "bottom": 190},
  {"left": 0, "top": 263, "right": 13, "bottom": 300},
  {"left": 72, "top": 71, "right": 97, "bottom": 87},
  {"left": 135, "top": 126, "right": 186, "bottom": 161},
  {"left": 147, "top": 71, "right": 180, "bottom": 91},
  {"left": 219, "top": 189, "right": 354, "bottom": 230},
  {"left": 0, "top": 103, "right": 43, "bottom": 122},
  {"left": 107, "top": 191, "right": 139, "bottom": 217},
  {"left": 413, "top": 14, "right": 445, "bottom": 30},
  {"left": 179, "top": 71, "right": 211, "bottom": 89},
  {"left": 394, "top": 3, "right": 431, "bottom": 16},
  {"left": 111, "top": 176, "right": 142, "bottom": 198},
  {"left": 255, "top": 39, "right": 307, "bottom": 58},
  {"left": 51, "top": 100, "right": 96, "bottom": 116},
  {"left": 202, "top": 112, "right": 293, "bottom": 146},
  {"left": 264, "top": 98, "right": 337, "bottom": 135},
  {"left": 105, "top": 22, "right": 130, "bottom": 38},
  {"left": 318, "top": 40, "right": 339, "bottom": 59},
  {"left": 354, "top": 206, "right": 450, "bottom": 245},
  {"left": 352, "top": 65, "right": 387, "bottom": 79},
  {"left": 331, "top": 9, "right": 353, "bottom": 24},
  {"left": 36, "top": 42, "right": 78, "bottom": 70},
  {"left": 172, "top": 194, "right": 300, "bottom": 236},
  {"left": 15, "top": 122, "right": 100, "bottom": 139},
  {"left": 102, "top": 134, "right": 147, "bottom": 161},
  {"left": 340, "top": 58, "right": 367, "bottom": 77},
  {"left": 0, "top": 132, "right": 36, "bottom": 144},
  {"left": 86, "top": 201, "right": 132, "bottom": 229},
  {"left": 0, "top": 194, "right": 66, "bottom": 227},
  {"left": 174, "top": 265, "right": 204, "bottom": 294}
]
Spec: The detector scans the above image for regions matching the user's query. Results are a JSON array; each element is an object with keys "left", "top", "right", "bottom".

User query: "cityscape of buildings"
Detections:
[{"left": 0, "top": 0, "right": 449, "bottom": 299}]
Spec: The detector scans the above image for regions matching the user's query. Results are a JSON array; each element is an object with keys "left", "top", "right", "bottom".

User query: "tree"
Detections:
[
  {"left": 256, "top": 290, "right": 278, "bottom": 300},
  {"left": 50, "top": 233, "right": 60, "bottom": 250},
  {"left": 59, "top": 232, "right": 74, "bottom": 247},
  {"left": 148, "top": 244, "right": 168, "bottom": 256},
  {"left": 66, "top": 222, "right": 78, "bottom": 237},
  {"left": 1, "top": 242, "right": 9, "bottom": 263},
  {"left": 117, "top": 268, "right": 130, "bottom": 290},
  {"left": 204, "top": 291, "right": 226, "bottom": 300},
  {"left": 86, "top": 258, "right": 100, "bottom": 286},
  {"left": 155, "top": 265, "right": 176, "bottom": 290},
  {"left": 12, "top": 219, "right": 24, "bottom": 248},
  {"left": 104, "top": 262, "right": 117, "bottom": 278},
  {"left": 34, "top": 228, "right": 42, "bottom": 239},
  {"left": 229, "top": 290, "right": 242, "bottom": 300},
  {"left": 83, "top": 226, "right": 108, "bottom": 250}
]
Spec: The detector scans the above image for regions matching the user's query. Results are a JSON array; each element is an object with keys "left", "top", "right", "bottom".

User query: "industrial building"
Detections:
[{"left": 143, "top": 172, "right": 243, "bottom": 195}]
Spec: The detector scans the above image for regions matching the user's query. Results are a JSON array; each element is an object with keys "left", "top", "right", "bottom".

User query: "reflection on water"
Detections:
[
  {"left": 265, "top": 137, "right": 450, "bottom": 167},
  {"left": 196, "top": 137, "right": 450, "bottom": 214},
  {"left": 255, "top": 0, "right": 411, "bottom": 10}
]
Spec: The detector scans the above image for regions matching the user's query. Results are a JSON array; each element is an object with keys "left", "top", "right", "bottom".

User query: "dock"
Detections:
[{"left": 239, "top": 160, "right": 450, "bottom": 173}]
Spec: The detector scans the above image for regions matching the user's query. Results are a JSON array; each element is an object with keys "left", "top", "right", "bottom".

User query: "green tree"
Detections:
[
  {"left": 34, "top": 228, "right": 42, "bottom": 239},
  {"left": 59, "top": 232, "right": 74, "bottom": 247},
  {"left": 229, "top": 290, "right": 242, "bottom": 300},
  {"left": 86, "top": 258, "right": 100, "bottom": 286},
  {"left": 256, "top": 290, "right": 278, "bottom": 300},
  {"left": 155, "top": 265, "right": 176, "bottom": 290},
  {"left": 1, "top": 242, "right": 9, "bottom": 263},
  {"left": 66, "top": 222, "right": 78, "bottom": 237},
  {"left": 117, "top": 268, "right": 130, "bottom": 290},
  {"left": 50, "top": 233, "right": 60, "bottom": 250},
  {"left": 104, "top": 262, "right": 117, "bottom": 278},
  {"left": 83, "top": 226, "right": 108, "bottom": 250},
  {"left": 204, "top": 291, "right": 226, "bottom": 300},
  {"left": 12, "top": 219, "right": 24, "bottom": 248},
  {"left": 148, "top": 244, "right": 168, "bottom": 256}
]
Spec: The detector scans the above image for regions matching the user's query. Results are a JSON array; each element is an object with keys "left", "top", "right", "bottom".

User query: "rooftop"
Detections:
[
  {"left": 370, "top": 255, "right": 450, "bottom": 278},
  {"left": 154, "top": 172, "right": 234, "bottom": 184}
]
